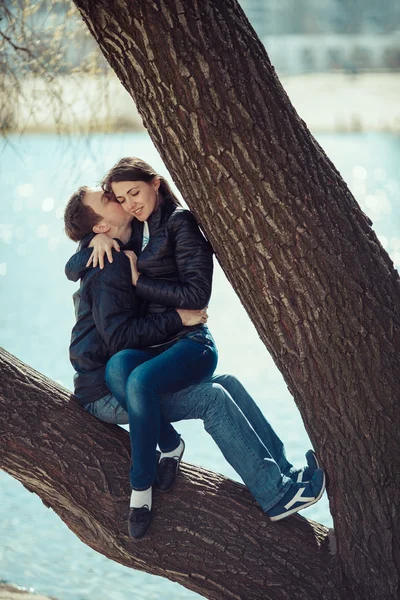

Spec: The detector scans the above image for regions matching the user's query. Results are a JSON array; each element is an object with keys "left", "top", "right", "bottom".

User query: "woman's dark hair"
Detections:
[{"left": 101, "top": 157, "right": 181, "bottom": 207}]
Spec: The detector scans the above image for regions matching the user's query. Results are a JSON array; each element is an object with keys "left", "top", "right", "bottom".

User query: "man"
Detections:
[{"left": 64, "top": 186, "right": 325, "bottom": 539}]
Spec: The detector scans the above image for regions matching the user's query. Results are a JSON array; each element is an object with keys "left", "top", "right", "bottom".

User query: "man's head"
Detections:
[{"left": 64, "top": 186, "right": 133, "bottom": 242}]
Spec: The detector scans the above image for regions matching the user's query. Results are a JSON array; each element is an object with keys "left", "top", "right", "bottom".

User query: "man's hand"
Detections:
[
  {"left": 176, "top": 308, "right": 208, "bottom": 326},
  {"left": 87, "top": 234, "right": 120, "bottom": 269},
  {"left": 124, "top": 250, "right": 141, "bottom": 285}
]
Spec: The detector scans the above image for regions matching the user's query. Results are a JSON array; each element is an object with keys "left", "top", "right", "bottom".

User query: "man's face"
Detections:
[{"left": 83, "top": 188, "right": 133, "bottom": 229}]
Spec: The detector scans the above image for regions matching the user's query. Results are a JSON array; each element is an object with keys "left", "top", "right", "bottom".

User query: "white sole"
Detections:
[{"left": 270, "top": 471, "right": 326, "bottom": 522}]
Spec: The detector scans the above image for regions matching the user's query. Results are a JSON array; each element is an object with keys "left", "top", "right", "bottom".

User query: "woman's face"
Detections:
[{"left": 111, "top": 178, "right": 160, "bottom": 221}]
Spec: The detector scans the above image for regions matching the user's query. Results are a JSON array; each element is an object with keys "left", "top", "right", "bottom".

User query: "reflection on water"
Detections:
[{"left": 0, "top": 132, "right": 399, "bottom": 600}]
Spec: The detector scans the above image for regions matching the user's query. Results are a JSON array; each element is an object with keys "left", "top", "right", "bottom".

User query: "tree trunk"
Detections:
[
  {"left": 68, "top": 1, "right": 400, "bottom": 597},
  {"left": 0, "top": 347, "right": 334, "bottom": 600}
]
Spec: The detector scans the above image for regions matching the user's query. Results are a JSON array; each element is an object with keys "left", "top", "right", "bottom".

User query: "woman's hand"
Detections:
[
  {"left": 86, "top": 234, "right": 120, "bottom": 269},
  {"left": 124, "top": 250, "right": 141, "bottom": 285},
  {"left": 176, "top": 308, "right": 208, "bottom": 326}
]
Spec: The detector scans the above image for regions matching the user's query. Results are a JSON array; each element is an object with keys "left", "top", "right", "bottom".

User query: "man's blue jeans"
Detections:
[
  {"left": 104, "top": 328, "right": 218, "bottom": 490},
  {"left": 84, "top": 374, "right": 293, "bottom": 511}
]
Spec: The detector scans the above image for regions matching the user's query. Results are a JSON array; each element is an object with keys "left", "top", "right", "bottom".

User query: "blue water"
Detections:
[{"left": 0, "top": 132, "right": 399, "bottom": 600}]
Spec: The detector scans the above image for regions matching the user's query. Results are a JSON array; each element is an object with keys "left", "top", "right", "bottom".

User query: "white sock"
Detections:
[
  {"left": 160, "top": 438, "right": 184, "bottom": 461},
  {"left": 130, "top": 487, "right": 152, "bottom": 510}
]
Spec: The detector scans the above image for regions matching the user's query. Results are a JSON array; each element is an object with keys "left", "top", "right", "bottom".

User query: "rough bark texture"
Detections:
[
  {"left": 0, "top": 348, "right": 333, "bottom": 600},
  {"left": 66, "top": 1, "right": 400, "bottom": 598}
]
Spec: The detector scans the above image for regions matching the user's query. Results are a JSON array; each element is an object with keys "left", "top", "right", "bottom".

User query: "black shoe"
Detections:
[
  {"left": 155, "top": 439, "right": 185, "bottom": 492},
  {"left": 128, "top": 505, "right": 152, "bottom": 539}
]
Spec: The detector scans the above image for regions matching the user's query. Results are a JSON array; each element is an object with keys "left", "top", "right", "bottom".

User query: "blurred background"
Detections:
[
  {"left": 1, "top": 0, "right": 400, "bottom": 133},
  {"left": 0, "top": 1, "right": 399, "bottom": 600}
]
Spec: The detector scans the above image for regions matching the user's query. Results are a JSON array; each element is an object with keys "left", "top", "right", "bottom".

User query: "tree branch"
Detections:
[
  {"left": 0, "top": 30, "right": 34, "bottom": 56},
  {"left": 0, "top": 347, "right": 333, "bottom": 600}
]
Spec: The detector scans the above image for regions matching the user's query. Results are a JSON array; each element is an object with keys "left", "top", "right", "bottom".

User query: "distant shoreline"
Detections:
[
  {"left": 281, "top": 72, "right": 400, "bottom": 133},
  {"left": 5, "top": 72, "right": 400, "bottom": 135},
  {"left": 0, "top": 583, "right": 56, "bottom": 600}
]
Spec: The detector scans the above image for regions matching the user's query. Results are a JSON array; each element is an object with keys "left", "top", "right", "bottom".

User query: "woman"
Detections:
[{"left": 85, "top": 157, "right": 218, "bottom": 538}]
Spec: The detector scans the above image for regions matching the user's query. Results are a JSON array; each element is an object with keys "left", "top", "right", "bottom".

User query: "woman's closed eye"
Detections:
[{"left": 117, "top": 191, "right": 139, "bottom": 204}]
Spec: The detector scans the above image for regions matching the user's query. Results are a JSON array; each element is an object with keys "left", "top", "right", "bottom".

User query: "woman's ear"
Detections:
[
  {"left": 93, "top": 222, "right": 110, "bottom": 234},
  {"left": 153, "top": 177, "right": 161, "bottom": 191}
]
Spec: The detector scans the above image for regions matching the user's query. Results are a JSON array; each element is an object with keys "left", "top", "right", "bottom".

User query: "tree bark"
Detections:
[
  {"left": 0, "top": 347, "right": 333, "bottom": 600},
  {"left": 67, "top": 1, "right": 400, "bottom": 598}
]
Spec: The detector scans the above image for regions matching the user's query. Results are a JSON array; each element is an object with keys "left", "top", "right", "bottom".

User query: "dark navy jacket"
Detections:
[{"left": 68, "top": 250, "right": 183, "bottom": 405}]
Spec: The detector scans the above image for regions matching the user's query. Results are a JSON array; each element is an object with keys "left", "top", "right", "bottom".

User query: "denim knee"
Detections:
[
  {"left": 126, "top": 368, "right": 155, "bottom": 393},
  {"left": 200, "top": 383, "right": 227, "bottom": 426},
  {"left": 212, "top": 373, "right": 240, "bottom": 390},
  {"left": 125, "top": 373, "right": 158, "bottom": 416},
  {"left": 105, "top": 350, "right": 131, "bottom": 386}
]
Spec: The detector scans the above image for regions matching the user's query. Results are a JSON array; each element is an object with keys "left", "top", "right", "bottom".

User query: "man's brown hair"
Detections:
[{"left": 64, "top": 186, "right": 102, "bottom": 242}]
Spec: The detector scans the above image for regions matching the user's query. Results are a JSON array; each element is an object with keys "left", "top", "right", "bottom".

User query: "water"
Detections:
[{"left": 0, "top": 132, "right": 399, "bottom": 600}]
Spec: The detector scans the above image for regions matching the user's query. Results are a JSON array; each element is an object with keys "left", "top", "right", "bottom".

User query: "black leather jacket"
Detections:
[
  {"left": 132, "top": 197, "right": 214, "bottom": 312},
  {"left": 68, "top": 250, "right": 183, "bottom": 405}
]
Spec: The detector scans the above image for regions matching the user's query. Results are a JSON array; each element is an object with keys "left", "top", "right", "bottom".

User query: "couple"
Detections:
[{"left": 64, "top": 157, "right": 325, "bottom": 539}]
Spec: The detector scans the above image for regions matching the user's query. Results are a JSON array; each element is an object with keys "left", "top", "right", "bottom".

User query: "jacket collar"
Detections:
[
  {"left": 126, "top": 196, "right": 176, "bottom": 255},
  {"left": 113, "top": 238, "right": 138, "bottom": 252},
  {"left": 147, "top": 196, "right": 176, "bottom": 234}
]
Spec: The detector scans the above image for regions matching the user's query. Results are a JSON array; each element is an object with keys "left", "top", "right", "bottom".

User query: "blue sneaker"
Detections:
[
  {"left": 292, "top": 449, "right": 320, "bottom": 483},
  {"left": 268, "top": 468, "right": 326, "bottom": 522}
]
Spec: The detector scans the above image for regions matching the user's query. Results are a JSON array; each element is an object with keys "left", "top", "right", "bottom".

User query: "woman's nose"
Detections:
[{"left": 126, "top": 197, "right": 136, "bottom": 210}]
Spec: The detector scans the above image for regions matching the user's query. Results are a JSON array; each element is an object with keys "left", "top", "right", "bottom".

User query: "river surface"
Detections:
[{"left": 0, "top": 132, "right": 399, "bottom": 600}]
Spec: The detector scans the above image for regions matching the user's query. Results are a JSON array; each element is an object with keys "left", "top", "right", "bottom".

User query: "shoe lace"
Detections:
[
  {"left": 158, "top": 457, "right": 178, "bottom": 478},
  {"left": 130, "top": 505, "right": 150, "bottom": 523}
]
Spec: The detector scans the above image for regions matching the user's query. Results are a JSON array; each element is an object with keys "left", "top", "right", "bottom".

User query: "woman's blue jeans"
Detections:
[{"left": 105, "top": 328, "right": 218, "bottom": 490}]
